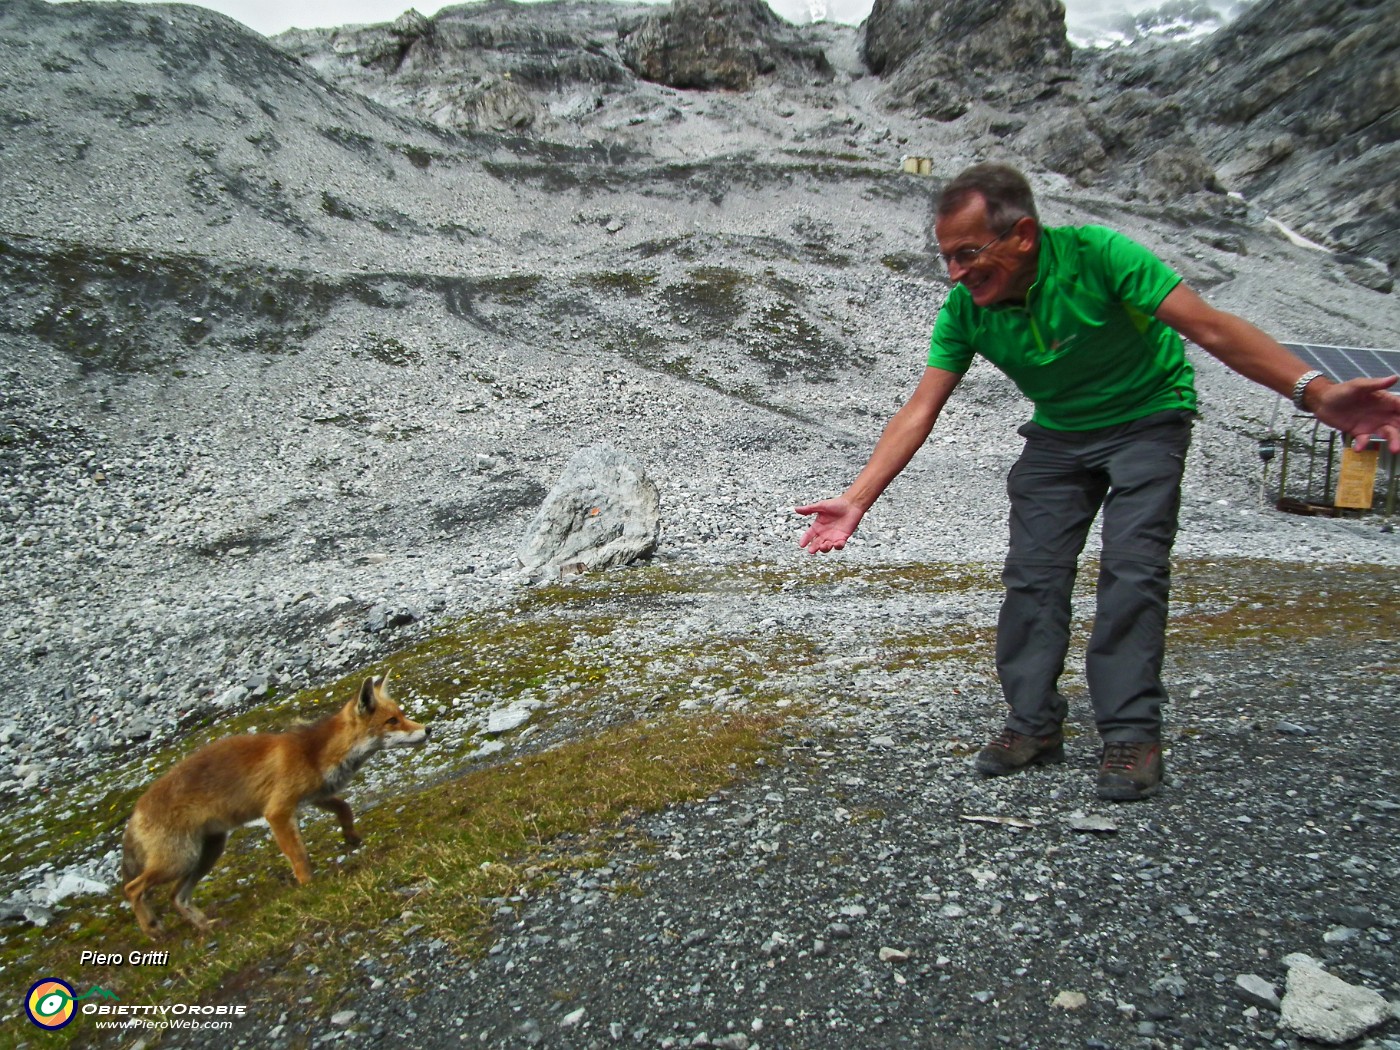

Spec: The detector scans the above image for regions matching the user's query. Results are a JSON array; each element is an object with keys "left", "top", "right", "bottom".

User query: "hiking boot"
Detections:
[
  {"left": 1097, "top": 740, "right": 1164, "bottom": 801},
  {"left": 974, "top": 728, "right": 1065, "bottom": 776}
]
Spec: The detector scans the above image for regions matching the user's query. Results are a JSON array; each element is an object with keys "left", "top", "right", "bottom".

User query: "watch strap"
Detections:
[{"left": 1291, "top": 369, "right": 1325, "bottom": 410}]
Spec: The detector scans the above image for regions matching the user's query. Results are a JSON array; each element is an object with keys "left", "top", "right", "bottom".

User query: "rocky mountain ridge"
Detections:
[
  {"left": 275, "top": 0, "right": 1398, "bottom": 277},
  {"left": 1090, "top": 0, "right": 1398, "bottom": 279}
]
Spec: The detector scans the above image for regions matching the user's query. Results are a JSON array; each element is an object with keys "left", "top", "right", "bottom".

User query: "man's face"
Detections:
[{"left": 934, "top": 195, "right": 1038, "bottom": 308}]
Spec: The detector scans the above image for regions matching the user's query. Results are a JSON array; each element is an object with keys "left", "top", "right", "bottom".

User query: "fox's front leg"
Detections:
[
  {"left": 265, "top": 808, "right": 314, "bottom": 884},
  {"left": 315, "top": 796, "right": 361, "bottom": 849}
]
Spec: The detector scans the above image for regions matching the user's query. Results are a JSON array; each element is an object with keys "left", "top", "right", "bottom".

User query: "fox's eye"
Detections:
[{"left": 387, "top": 717, "right": 400, "bottom": 725}]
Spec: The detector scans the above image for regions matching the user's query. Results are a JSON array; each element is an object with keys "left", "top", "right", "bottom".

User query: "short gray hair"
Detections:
[{"left": 936, "top": 162, "right": 1039, "bottom": 230}]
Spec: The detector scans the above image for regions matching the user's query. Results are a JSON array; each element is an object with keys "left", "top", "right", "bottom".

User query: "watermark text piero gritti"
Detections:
[{"left": 81, "top": 949, "right": 170, "bottom": 966}]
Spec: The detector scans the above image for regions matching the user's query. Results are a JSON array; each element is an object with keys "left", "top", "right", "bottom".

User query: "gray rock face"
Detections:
[
  {"left": 1180, "top": 0, "right": 1400, "bottom": 269},
  {"left": 619, "top": 0, "right": 834, "bottom": 90},
  {"left": 1084, "top": 0, "right": 1399, "bottom": 268},
  {"left": 269, "top": 0, "right": 1393, "bottom": 289},
  {"left": 1278, "top": 958, "right": 1395, "bottom": 1044},
  {"left": 277, "top": 0, "right": 643, "bottom": 132},
  {"left": 863, "top": 0, "right": 1074, "bottom": 120},
  {"left": 517, "top": 445, "right": 661, "bottom": 576}
]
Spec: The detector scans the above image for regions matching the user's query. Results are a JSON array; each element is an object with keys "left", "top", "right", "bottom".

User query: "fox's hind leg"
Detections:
[
  {"left": 315, "top": 796, "right": 361, "bottom": 848},
  {"left": 123, "top": 870, "right": 165, "bottom": 940},
  {"left": 122, "top": 820, "right": 192, "bottom": 939},
  {"left": 171, "top": 832, "right": 227, "bottom": 932},
  {"left": 125, "top": 854, "right": 193, "bottom": 940},
  {"left": 121, "top": 823, "right": 161, "bottom": 938}
]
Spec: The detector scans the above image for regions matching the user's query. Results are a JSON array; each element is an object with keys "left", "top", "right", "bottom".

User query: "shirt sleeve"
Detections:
[
  {"left": 1095, "top": 227, "right": 1182, "bottom": 314},
  {"left": 926, "top": 291, "right": 976, "bottom": 374}
]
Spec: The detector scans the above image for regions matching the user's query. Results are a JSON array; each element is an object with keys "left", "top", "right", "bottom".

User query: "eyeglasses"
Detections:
[{"left": 941, "top": 223, "right": 1018, "bottom": 271}]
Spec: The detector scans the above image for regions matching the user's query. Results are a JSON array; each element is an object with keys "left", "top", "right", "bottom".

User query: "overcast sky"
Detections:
[{"left": 54, "top": 0, "right": 1223, "bottom": 39}]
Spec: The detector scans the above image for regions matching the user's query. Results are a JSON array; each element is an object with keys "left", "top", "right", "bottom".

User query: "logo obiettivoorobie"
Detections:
[{"left": 24, "top": 979, "right": 119, "bottom": 1030}]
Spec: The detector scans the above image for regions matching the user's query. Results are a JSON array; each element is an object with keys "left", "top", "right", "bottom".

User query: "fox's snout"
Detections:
[{"left": 389, "top": 723, "right": 430, "bottom": 747}]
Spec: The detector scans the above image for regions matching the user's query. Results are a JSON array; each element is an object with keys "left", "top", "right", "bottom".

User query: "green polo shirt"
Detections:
[{"left": 927, "top": 224, "right": 1197, "bottom": 431}]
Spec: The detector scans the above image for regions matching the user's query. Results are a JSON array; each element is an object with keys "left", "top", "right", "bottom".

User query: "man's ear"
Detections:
[{"left": 1010, "top": 215, "right": 1039, "bottom": 249}]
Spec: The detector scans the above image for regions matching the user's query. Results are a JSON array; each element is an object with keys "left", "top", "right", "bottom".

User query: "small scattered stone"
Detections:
[
  {"left": 1069, "top": 814, "right": 1119, "bottom": 833},
  {"left": 1052, "top": 990, "right": 1088, "bottom": 1010},
  {"left": 1236, "top": 973, "right": 1281, "bottom": 1010},
  {"left": 1153, "top": 974, "right": 1189, "bottom": 999}
]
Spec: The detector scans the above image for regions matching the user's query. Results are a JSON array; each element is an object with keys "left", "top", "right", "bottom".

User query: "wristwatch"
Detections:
[{"left": 1291, "top": 369, "right": 1326, "bottom": 411}]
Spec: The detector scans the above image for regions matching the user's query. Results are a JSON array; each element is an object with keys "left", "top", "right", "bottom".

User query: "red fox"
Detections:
[{"left": 121, "top": 672, "right": 428, "bottom": 938}]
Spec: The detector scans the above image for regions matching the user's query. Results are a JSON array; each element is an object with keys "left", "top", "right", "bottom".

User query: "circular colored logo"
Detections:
[{"left": 26, "top": 978, "right": 77, "bottom": 1030}]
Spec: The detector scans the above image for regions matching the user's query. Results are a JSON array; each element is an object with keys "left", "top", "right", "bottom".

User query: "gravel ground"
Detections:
[{"left": 89, "top": 559, "right": 1399, "bottom": 1050}]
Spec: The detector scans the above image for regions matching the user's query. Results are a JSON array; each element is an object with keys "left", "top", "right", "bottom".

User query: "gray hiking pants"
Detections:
[{"left": 995, "top": 409, "right": 1194, "bottom": 743}]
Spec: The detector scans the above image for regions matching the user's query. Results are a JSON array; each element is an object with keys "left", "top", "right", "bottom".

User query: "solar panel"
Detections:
[{"left": 1281, "top": 343, "right": 1400, "bottom": 383}]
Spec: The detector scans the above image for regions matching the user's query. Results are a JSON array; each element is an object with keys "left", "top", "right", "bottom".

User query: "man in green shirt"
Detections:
[{"left": 796, "top": 162, "right": 1400, "bottom": 801}]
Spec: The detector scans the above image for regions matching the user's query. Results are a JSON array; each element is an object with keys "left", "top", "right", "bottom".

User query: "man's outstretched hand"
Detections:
[
  {"left": 795, "top": 498, "right": 864, "bottom": 553},
  {"left": 1313, "top": 375, "right": 1400, "bottom": 453}
]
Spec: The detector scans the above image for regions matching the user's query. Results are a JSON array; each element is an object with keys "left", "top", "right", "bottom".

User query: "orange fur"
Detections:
[{"left": 121, "top": 672, "right": 427, "bottom": 938}]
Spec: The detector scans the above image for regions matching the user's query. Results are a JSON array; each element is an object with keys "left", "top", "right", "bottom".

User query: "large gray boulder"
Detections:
[
  {"left": 517, "top": 446, "right": 661, "bottom": 577},
  {"left": 863, "top": 0, "right": 1073, "bottom": 120},
  {"left": 619, "top": 0, "right": 833, "bottom": 90}
]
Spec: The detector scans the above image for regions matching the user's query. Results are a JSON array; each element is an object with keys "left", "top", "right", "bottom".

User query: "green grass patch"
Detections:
[
  {"left": 9, "top": 557, "right": 1383, "bottom": 900},
  {"left": 1168, "top": 559, "right": 1400, "bottom": 648},
  {"left": 575, "top": 270, "right": 658, "bottom": 297},
  {"left": 880, "top": 624, "right": 994, "bottom": 670},
  {"left": 662, "top": 266, "right": 747, "bottom": 325},
  {"left": 2, "top": 562, "right": 839, "bottom": 891}
]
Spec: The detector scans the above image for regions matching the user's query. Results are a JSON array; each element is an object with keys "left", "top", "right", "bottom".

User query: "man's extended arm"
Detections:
[
  {"left": 1155, "top": 284, "right": 1400, "bottom": 452},
  {"left": 796, "top": 367, "right": 962, "bottom": 553}
]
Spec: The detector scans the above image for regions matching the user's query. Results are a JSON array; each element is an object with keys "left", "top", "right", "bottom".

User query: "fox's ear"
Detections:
[
  {"left": 358, "top": 676, "right": 377, "bottom": 715},
  {"left": 377, "top": 669, "right": 391, "bottom": 695}
]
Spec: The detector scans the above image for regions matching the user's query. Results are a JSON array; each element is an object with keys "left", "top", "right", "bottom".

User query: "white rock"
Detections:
[
  {"left": 485, "top": 705, "right": 532, "bottom": 735},
  {"left": 1280, "top": 962, "right": 1392, "bottom": 1044},
  {"left": 517, "top": 444, "right": 660, "bottom": 575},
  {"left": 1068, "top": 813, "right": 1119, "bottom": 833}
]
